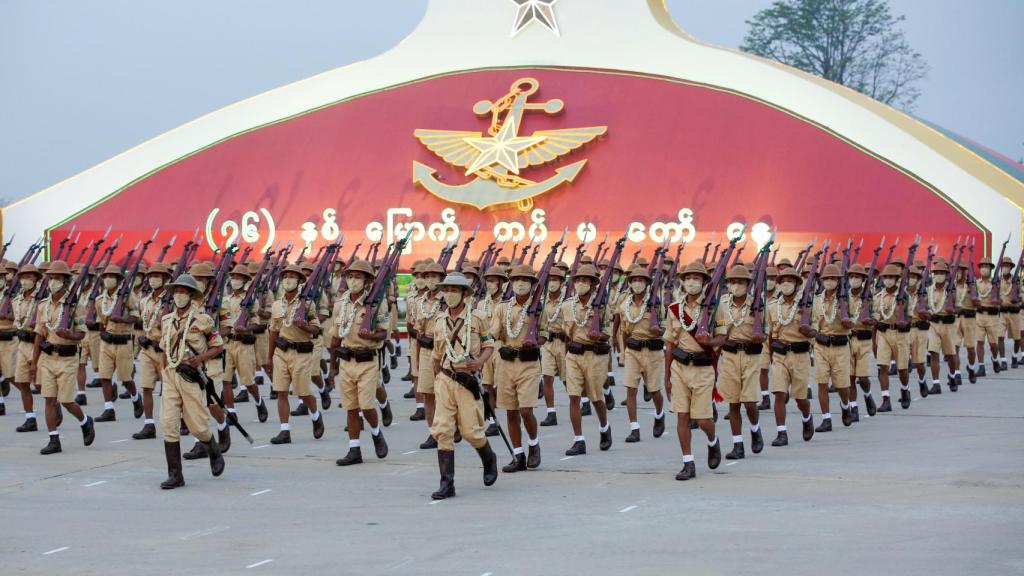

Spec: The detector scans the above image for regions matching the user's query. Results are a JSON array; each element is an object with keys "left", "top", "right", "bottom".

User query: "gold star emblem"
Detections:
[{"left": 462, "top": 119, "right": 546, "bottom": 176}]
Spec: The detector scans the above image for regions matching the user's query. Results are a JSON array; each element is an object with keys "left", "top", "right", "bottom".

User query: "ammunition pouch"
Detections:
[
  {"left": 625, "top": 337, "right": 664, "bottom": 352},
  {"left": 274, "top": 337, "right": 314, "bottom": 354},
  {"left": 337, "top": 347, "right": 377, "bottom": 363},
  {"left": 442, "top": 368, "right": 481, "bottom": 400},
  {"left": 498, "top": 346, "right": 540, "bottom": 362},
  {"left": 670, "top": 348, "right": 713, "bottom": 366},
  {"left": 100, "top": 331, "right": 132, "bottom": 345}
]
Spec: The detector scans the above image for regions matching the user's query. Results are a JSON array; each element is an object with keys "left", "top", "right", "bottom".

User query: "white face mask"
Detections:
[
  {"left": 779, "top": 281, "right": 796, "bottom": 296},
  {"left": 48, "top": 279, "right": 64, "bottom": 293},
  {"left": 574, "top": 280, "right": 591, "bottom": 296},
  {"left": 486, "top": 280, "right": 500, "bottom": 295},
  {"left": 512, "top": 280, "right": 532, "bottom": 297},
  {"left": 823, "top": 279, "right": 838, "bottom": 291},
  {"left": 909, "top": 277, "right": 919, "bottom": 288},
  {"left": 195, "top": 280, "right": 208, "bottom": 293},
  {"left": 133, "top": 277, "right": 142, "bottom": 289},
  {"left": 230, "top": 278, "right": 245, "bottom": 290},
  {"left": 728, "top": 282, "right": 747, "bottom": 297},
  {"left": 148, "top": 276, "right": 164, "bottom": 289},
  {"left": 103, "top": 277, "right": 118, "bottom": 290},
  {"left": 883, "top": 278, "right": 897, "bottom": 289},
  {"left": 933, "top": 273, "right": 947, "bottom": 284},
  {"left": 347, "top": 276, "right": 364, "bottom": 294},
  {"left": 683, "top": 278, "right": 703, "bottom": 296},
  {"left": 414, "top": 277, "right": 426, "bottom": 290},
  {"left": 849, "top": 277, "right": 863, "bottom": 289},
  {"left": 980, "top": 267, "right": 992, "bottom": 278},
  {"left": 425, "top": 277, "right": 440, "bottom": 291},
  {"left": 630, "top": 280, "right": 647, "bottom": 294},
  {"left": 442, "top": 291, "right": 462, "bottom": 308},
  {"left": 173, "top": 293, "right": 191, "bottom": 309},
  {"left": 281, "top": 278, "right": 298, "bottom": 292},
  {"left": 766, "top": 279, "right": 777, "bottom": 292},
  {"left": 547, "top": 280, "right": 562, "bottom": 293},
  {"left": 20, "top": 278, "right": 35, "bottom": 291},
  {"left": 1002, "top": 266, "right": 1012, "bottom": 277}
]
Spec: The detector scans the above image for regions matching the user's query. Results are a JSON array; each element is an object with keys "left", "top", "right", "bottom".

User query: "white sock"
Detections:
[
  {"left": 131, "top": 393, "right": 140, "bottom": 402},
  {"left": 932, "top": 380, "right": 941, "bottom": 385},
  {"left": 227, "top": 407, "right": 237, "bottom": 414},
  {"left": 349, "top": 439, "right": 360, "bottom": 448},
  {"left": 574, "top": 435, "right": 585, "bottom": 442},
  {"left": 750, "top": 424, "right": 760, "bottom": 433},
  {"left": 104, "top": 401, "right": 113, "bottom": 410},
  {"left": 801, "top": 414, "right": 812, "bottom": 422},
  {"left": 217, "top": 420, "right": 227, "bottom": 431},
  {"left": 630, "top": 421, "right": 640, "bottom": 430},
  {"left": 280, "top": 423, "right": 290, "bottom": 431},
  {"left": 849, "top": 401, "right": 858, "bottom": 408},
  {"left": 582, "top": 397, "right": 590, "bottom": 404},
  {"left": 707, "top": 436, "right": 718, "bottom": 446},
  {"left": 377, "top": 399, "right": 388, "bottom": 410},
  {"left": 77, "top": 413, "right": 88, "bottom": 425},
  {"left": 952, "top": 370, "right": 960, "bottom": 377},
  {"left": 732, "top": 435, "right": 743, "bottom": 443},
  {"left": 761, "top": 391, "right": 769, "bottom": 397},
  {"left": 371, "top": 425, "right": 381, "bottom": 436},
  {"left": 777, "top": 425, "right": 787, "bottom": 432},
  {"left": 513, "top": 446, "right": 525, "bottom": 455},
  {"left": 607, "top": 370, "right": 614, "bottom": 377},
  {"left": 49, "top": 430, "right": 59, "bottom": 436},
  {"left": 416, "top": 403, "right": 424, "bottom": 409},
  {"left": 655, "top": 410, "right": 664, "bottom": 419},
  {"left": 310, "top": 410, "right": 321, "bottom": 421},
  {"left": 682, "top": 454, "right": 694, "bottom": 463},
  {"left": 0, "top": 396, "right": 4, "bottom": 405},
  {"left": 527, "top": 436, "right": 539, "bottom": 447},
  {"left": 487, "top": 417, "right": 495, "bottom": 425},
  {"left": 599, "top": 423, "right": 609, "bottom": 433},
  {"left": 255, "top": 396, "right": 263, "bottom": 406},
  {"left": 145, "top": 418, "right": 155, "bottom": 424},
  {"left": 547, "top": 407, "right": 556, "bottom": 414},
  {"left": 822, "top": 413, "right": 832, "bottom": 420},
  {"left": 881, "top": 390, "right": 890, "bottom": 397},
  {"left": 863, "top": 391, "right": 872, "bottom": 397},
  {"left": 26, "top": 411, "right": 37, "bottom": 419}
]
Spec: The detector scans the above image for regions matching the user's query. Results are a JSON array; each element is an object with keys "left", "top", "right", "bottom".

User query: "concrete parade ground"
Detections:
[{"left": 1, "top": 350, "right": 1022, "bottom": 576}]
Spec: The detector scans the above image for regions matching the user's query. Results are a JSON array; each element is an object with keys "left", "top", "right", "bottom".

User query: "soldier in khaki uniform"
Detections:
[
  {"left": 476, "top": 266, "right": 507, "bottom": 437},
  {"left": 559, "top": 264, "right": 613, "bottom": 456},
  {"left": 289, "top": 261, "right": 333, "bottom": 416},
  {"left": 997, "top": 256, "right": 1020, "bottom": 370},
  {"left": 34, "top": 261, "right": 97, "bottom": 455},
  {"left": 81, "top": 267, "right": 104, "bottom": 393},
  {"left": 414, "top": 261, "right": 446, "bottom": 448},
  {"left": 490, "top": 264, "right": 542, "bottom": 473},
  {"left": 133, "top": 263, "right": 172, "bottom": 439},
  {"left": 0, "top": 261, "right": 18, "bottom": 415},
  {"left": 157, "top": 274, "right": 226, "bottom": 489},
  {"left": 767, "top": 267, "right": 816, "bottom": 445},
  {"left": 4, "top": 264, "right": 43, "bottom": 431},
  {"left": 428, "top": 273, "right": 498, "bottom": 500},
  {"left": 905, "top": 264, "right": 931, "bottom": 396},
  {"left": 954, "top": 261, "right": 981, "bottom": 383},
  {"left": 615, "top": 264, "right": 666, "bottom": 443},
  {"left": 974, "top": 258, "right": 1003, "bottom": 375},
  {"left": 706, "top": 264, "right": 764, "bottom": 459},
  {"left": 539, "top": 267, "right": 566, "bottom": 426},
  {"left": 220, "top": 264, "right": 269, "bottom": 424},
  {"left": 94, "top": 263, "right": 143, "bottom": 422},
  {"left": 268, "top": 265, "right": 325, "bottom": 444},
  {"left": 329, "top": 260, "right": 389, "bottom": 466},
  {"left": 925, "top": 260, "right": 960, "bottom": 393},
  {"left": 597, "top": 259, "right": 621, "bottom": 409},
  {"left": 845, "top": 264, "right": 875, "bottom": 420},
  {"left": 664, "top": 261, "right": 721, "bottom": 480},
  {"left": 757, "top": 266, "right": 779, "bottom": 411},
  {"left": 246, "top": 260, "right": 273, "bottom": 397},
  {"left": 805, "top": 264, "right": 856, "bottom": 430},
  {"left": 402, "top": 260, "right": 423, "bottom": 398},
  {"left": 872, "top": 264, "right": 912, "bottom": 410}
]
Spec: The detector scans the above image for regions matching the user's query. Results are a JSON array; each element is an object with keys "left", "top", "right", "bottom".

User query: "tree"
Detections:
[{"left": 741, "top": 0, "right": 929, "bottom": 112}]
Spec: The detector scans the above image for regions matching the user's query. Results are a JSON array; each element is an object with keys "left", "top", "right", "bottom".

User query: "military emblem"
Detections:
[{"left": 413, "top": 77, "right": 607, "bottom": 211}]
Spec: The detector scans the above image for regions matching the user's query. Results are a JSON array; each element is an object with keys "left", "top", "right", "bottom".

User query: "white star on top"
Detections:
[
  {"left": 463, "top": 120, "right": 546, "bottom": 176},
  {"left": 509, "top": 0, "right": 560, "bottom": 38}
]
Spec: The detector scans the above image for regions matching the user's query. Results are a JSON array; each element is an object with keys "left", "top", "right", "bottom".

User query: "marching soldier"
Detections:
[
  {"left": 907, "top": 264, "right": 932, "bottom": 396},
  {"left": 34, "top": 261, "right": 96, "bottom": 455},
  {"left": 846, "top": 263, "right": 876, "bottom": 418},
  {"left": 133, "top": 263, "right": 172, "bottom": 439},
  {"left": 476, "top": 266, "right": 506, "bottom": 437},
  {"left": 804, "top": 264, "right": 856, "bottom": 430},
  {"left": 705, "top": 264, "right": 764, "bottom": 459},
  {"left": 926, "top": 260, "right": 960, "bottom": 393},
  {"left": 0, "top": 261, "right": 16, "bottom": 416},
  {"left": 757, "top": 266, "right": 779, "bottom": 411},
  {"left": 249, "top": 260, "right": 273, "bottom": 398},
  {"left": 767, "top": 267, "right": 816, "bottom": 445},
  {"left": 954, "top": 261, "right": 981, "bottom": 383},
  {"left": 664, "top": 261, "right": 721, "bottom": 480},
  {"left": 615, "top": 264, "right": 667, "bottom": 443},
  {"left": 405, "top": 261, "right": 425, "bottom": 415},
  {"left": 291, "top": 261, "right": 333, "bottom": 415},
  {"left": 268, "top": 264, "right": 325, "bottom": 444},
  {"left": 559, "top": 263, "right": 613, "bottom": 456},
  {"left": 94, "top": 263, "right": 144, "bottom": 422},
  {"left": 157, "top": 274, "right": 226, "bottom": 488},
  {"left": 998, "top": 256, "right": 1020, "bottom": 370},
  {"left": 329, "top": 260, "right": 389, "bottom": 466},
  {"left": 975, "top": 258, "right": 1003, "bottom": 375},
  {"left": 220, "top": 264, "right": 269, "bottom": 424},
  {"left": 414, "top": 261, "right": 446, "bottom": 449},
  {"left": 490, "top": 264, "right": 542, "bottom": 472},
  {"left": 539, "top": 266, "right": 566, "bottom": 426},
  {"left": 429, "top": 272, "right": 498, "bottom": 500},
  {"left": 873, "top": 264, "right": 912, "bottom": 410},
  {"left": 7, "top": 264, "right": 43, "bottom": 431}
]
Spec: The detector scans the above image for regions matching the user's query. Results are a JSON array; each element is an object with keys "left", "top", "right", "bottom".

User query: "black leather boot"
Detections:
[
  {"left": 502, "top": 453, "right": 527, "bottom": 473},
  {"left": 725, "top": 442, "right": 745, "bottom": 460},
  {"left": 540, "top": 411, "right": 557, "bottom": 426},
  {"left": 929, "top": 382, "right": 942, "bottom": 395},
  {"left": 707, "top": 438, "right": 722, "bottom": 469},
  {"left": 751, "top": 428, "right": 764, "bottom": 453},
  {"left": 899, "top": 388, "right": 911, "bottom": 409},
  {"left": 312, "top": 413, "right": 325, "bottom": 439},
  {"left": 218, "top": 426, "right": 231, "bottom": 454},
  {"left": 624, "top": 428, "right": 640, "bottom": 443},
  {"left": 95, "top": 408, "right": 116, "bottom": 422},
  {"left": 675, "top": 461, "right": 696, "bottom": 481},
  {"left": 477, "top": 443, "right": 498, "bottom": 486},
  {"left": 484, "top": 421, "right": 499, "bottom": 437},
  {"left": 403, "top": 386, "right": 415, "bottom": 398},
  {"left": 320, "top": 386, "right": 332, "bottom": 410},
  {"left": 565, "top": 440, "right": 586, "bottom": 456},
  {"left": 204, "top": 436, "right": 225, "bottom": 477},
  {"left": 420, "top": 434, "right": 438, "bottom": 449},
  {"left": 234, "top": 388, "right": 250, "bottom": 403},
  {"left": 160, "top": 441, "right": 185, "bottom": 489},
  {"left": 877, "top": 396, "right": 892, "bottom": 412},
  {"left": 919, "top": 380, "right": 930, "bottom": 398},
  {"left": 580, "top": 401, "right": 592, "bottom": 416},
  {"left": 604, "top": 388, "right": 615, "bottom": 410},
  {"left": 132, "top": 422, "right": 156, "bottom": 440},
  {"left": 75, "top": 393, "right": 87, "bottom": 406},
  {"left": 842, "top": 407, "right": 854, "bottom": 427},
  {"left": 81, "top": 415, "right": 95, "bottom": 446},
  {"left": 409, "top": 407, "right": 425, "bottom": 421},
  {"left": 256, "top": 400, "right": 268, "bottom": 423},
  {"left": 431, "top": 450, "right": 455, "bottom": 500},
  {"left": 600, "top": 426, "right": 613, "bottom": 451},
  {"left": 526, "top": 443, "right": 541, "bottom": 469},
  {"left": 758, "top": 394, "right": 770, "bottom": 411},
  {"left": 967, "top": 367, "right": 977, "bottom": 384},
  {"left": 183, "top": 441, "right": 208, "bottom": 460},
  {"left": 372, "top": 431, "right": 388, "bottom": 459},
  {"left": 290, "top": 402, "right": 308, "bottom": 416},
  {"left": 653, "top": 414, "right": 665, "bottom": 438},
  {"left": 40, "top": 435, "right": 62, "bottom": 455},
  {"left": 815, "top": 417, "right": 832, "bottom": 433},
  {"left": 270, "top": 429, "right": 291, "bottom": 444},
  {"left": 381, "top": 402, "right": 393, "bottom": 427},
  {"left": 802, "top": 417, "right": 815, "bottom": 441},
  {"left": 336, "top": 447, "right": 363, "bottom": 466},
  {"left": 17, "top": 416, "right": 37, "bottom": 432},
  {"left": 864, "top": 395, "right": 877, "bottom": 416},
  {"left": 132, "top": 396, "right": 144, "bottom": 419},
  {"left": 771, "top": 430, "right": 788, "bottom": 447}
]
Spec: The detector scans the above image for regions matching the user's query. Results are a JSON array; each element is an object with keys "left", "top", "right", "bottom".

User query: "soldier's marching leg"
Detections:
[
  {"left": 672, "top": 361, "right": 719, "bottom": 481},
  {"left": 376, "top": 382, "right": 392, "bottom": 427},
  {"left": 814, "top": 344, "right": 834, "bottom": 432},
  {"left": 482, "top": 354, "right": 499, "bottom": 436}
]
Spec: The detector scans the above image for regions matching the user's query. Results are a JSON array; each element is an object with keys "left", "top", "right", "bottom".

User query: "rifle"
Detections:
[
  {"left": 528, "top": 243, "right": 541, "bottom": 267},
  {"left": 238, "top": 246, "right": 253, "bottom": 265},
  {"left": 437, "top": 238, "right": 458, "bottom": 271},
  {"left": 662, "top": 242, "right": 685, "bottom": 307},
  {"left": 176, "top": 363, "right": 253, "bottom": 445},
  {"left": 814, "top": 241, "right": 831, "bottom": 295},
  {"left": 84, "top": 239, "right": 121, "bottom": 327},
  {"left": 51, "top": 225, "right": 77, "bottom": 262},
  {"left": 646, "top": 241, "right": 672, "bottom": 332},
  {"left": 946, "top": 243, "right": 967, "bottom": 314},
  {"left": 709, "top": 241, "right": 722, "bottom": 267},
  {"left": 591, "top": 233, "right": 608, "bottom": 263},
  {"left": 793, "top": 237, "right": 816, "bottom": 273},
  {"left": 453, "top": 225, "right": 479, "bottom": 273},
  {"left": 563, "top": 230, "right": 592, "bottom": 299},
  {"left": 295, "top": 245, "right": 310, "bottom": 264},
  {"left": 856, "top": 236, "right": 885, "bottom": 323},
  {"left": 851, "top": 238, "right": 865, "bottom": 263},
  {"left": 360, "top": 229, "right": 414, "bottom": 333},
  {"left": 914, "top": 242, "right": 937, "bottom": 316},
  {"left": 291, "top": 237, "right": 342, "bottom": 325},
  {"left": 1010, "top": 246, "right": 1024, "bottom": 305},
  {"left": 990, "top": 235, "right": 1010, "bottom": 294},
  {"left": 523, "top": 228, "right": 567, "bottom": 346},
  {"left": 701, "top": 236, "right": 713, "bottom": 266},
  {"left": 0, "top": 239, "right": 43, "bottom": 317},
  {"left": 0, "top": 233, "right": 14, "bottom": 263},
  {"left": 732, "top": 238, "right": 748, "bottom": 266},
  {"left": 57, "top": 226, "right": 112, "bottom": 331},
  {"left": 966, "top": 237, "right": 978, "bottom": 302},
  {"left": 234, "top": 246, "right": 277, "bottom": 332},
  {"left": 837, "top": 238, "right": 853, "bottom": 322},
  {"left": 895, "top": 236, "right": 921, "bottom": 326},
  {"left": 798, "top": 240, "right": 828, "bottom": 329},
  {"left": 204, "top": 245, "right": 238, "bottom": 317},
  {"left": 476, "top": 241, "right": 496, "bottom": 269},
  {"left": 750, "top": 232, "right": 777, "bottom": 341},
  {"left": 695, "top": 231, "right": 744, "bottom": 339},
  {"left": 112, "top": 229, "right": 159, "bottom": 319},
  {"left": 516, "top": 238, "right": 533, "bottom": 265},
  {"left": 587, "top": 236, "right": 627, "bottom": 337}
]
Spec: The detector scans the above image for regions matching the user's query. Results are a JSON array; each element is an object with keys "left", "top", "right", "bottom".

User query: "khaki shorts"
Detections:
[
  {"left": 0, "top": 338, "right": 16, "bottom": 378},
  {"left": 909, "top": 328, "right": 928, "bottom": 364},
  {"left": 255, "top": 329, "right": 269, "bottom": 367},
  {"left": 541, "top": 339, "right": 566, "bottom": 379},
  {"left": 564, "top": 350, "right": 606, "bottom": 401},
  {"left": 431, "top": 371, "right": 486, "bottom": 452},
  {"left": 99, "top": 339, "right": 135, "bottom": 381},
  {"left": 409, "top": 340, "right": 419, "bottom": 380},
  {"left": 875, "top": 329, "right": 909, "bottom": 370},
  {"left": 416, "top": 347, "right": 436, "bottom": 394},
  {"left": 956, "top": 316, "right": 977, "bottom": 348},
  {"left": 83, "top": 330, "right": 101, "bottom": 368},
  {"left": 160, "top": 369, "right": 212, "bottom": 443},
  {"left": 623, "top": 348, "right": 664, "bottom": 393},
  {"left": 481, "top": 353, "right": 496, "bottom": 387},
  {"left": 928, "top": 322, "right": 956, "bottom": 356},
  {"left": 39, "top": 352, "right": 78, "bottom": 403},
  {"left": 495, "top": 357, "right": 541, "bottom": 410},
  {"left": 1002, "top": 312, "right": 1021, "bottom": 339},
  {"left": 224, "top": 340, "right": 257, "bottom": 386},
  {"left": 813, "top": 343, "right": 851, "bottom": 386},
  {"left": 759, "top": 345, "right": 771, "bottom": 370},
  {"left": 976, "top": 313, "right": 1004, "bottom": 345},
  {"left": 771, "top": 351, "right": 810, "bottom": 400},
  {"left": 717, "top": 349, "right": 761, "bottom": 403},
  {"left": 849, "top": 336, "right": 873, "bottom": 378},
  {"left": 669, "top": 361, "right": 714, "bottom": 419},
  {"left": 272, "top": 348, "right": 313, "bottom": 396},
  {"left": 137, "top": 346, "right": 165, "bottom": 390},
  {"left": 15, "top": 340, "right": 34, "bottom": 383},
  {"left": 338, "top": 357, "right": 379, "bottom": 411}
]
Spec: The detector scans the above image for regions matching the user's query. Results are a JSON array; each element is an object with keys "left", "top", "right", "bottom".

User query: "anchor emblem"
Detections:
[{"left": 413, "top": 77, "right": 607, "bottom": 211}]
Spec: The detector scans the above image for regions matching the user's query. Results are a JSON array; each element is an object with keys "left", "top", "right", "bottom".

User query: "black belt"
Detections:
[
  {"left": 498, "top": 346, "right": 540, "bottom": 362},
  {"left": 408, "top": 327, "right": 418, "bottom": 339},
  {"left": 913, "top": 321, "right": 930, "bottom": 330},
  {"left": 547, "top": 331, "right": 566, "bottom": 342},
  {"left": 625, "top": 337, "right": 665, "bottom": 352},
  {"left": 0, "top": 330, "right": 15, "bottom": 341},
  {"left": 853, "top": 330, "right": 873, "bottom": 341},
  {"left": 41, "top": 342, "right": 78, "bottom": 357},
  {"left": 336, "top": 346, "right": 376, "bottom": 363},
  {"left": 770, "top": 340, "right": 811, "bottom": 355},
  {"left": 722, "top": 340, "right": 763, "bottom": 355},
  {"left": 958, "top": 310, "right": 976, "bottom": 318},
  {"left": 100, "top": 331, "right": 132, "bottom": 345},
  {"left": 566, "top": 341, "right": 611, "bottom": 356},
  {"left": 980, "top": 307, "right": 1000, "bottom": 315},
  {"left": 228, "top": 333, "right": 257, "bottom": 345},
  {"left": 86, "top": 321, "right": 102, "bottom": 331},
  {"left": 138, "top": 336, "right": 163, "bottom": 353},
  {"left": 417, "top": 335, "right": 434, "bottom": 350},
  {"left": 133, "top": 320, "right": 144, "bottom": 330},
  {"left": 274, "top": 337, "right": 314, "bottom": 353},
  {"left": 1001, "top": 306, "right": 1021, "bottom": 314},
  {"left": 930, "top": 315, "right": 955, "bottom": 325},
  {"left": 877, "top": 323, "right": 910, "bottom": 333},
  {"left": 670, "top": 348, "right": 713, "bottom": 366},
  {"left": 16, "top": 330, "right": 35, "bottom": 342},
  {"left": 441, "top": 368, "right": 482, "bottom": 400},
  {"left": 251, "top": 325, "right": 268, "bottom": 334},
  {"left": 815, "top": 334, "right": 849, "bottom": 347}
]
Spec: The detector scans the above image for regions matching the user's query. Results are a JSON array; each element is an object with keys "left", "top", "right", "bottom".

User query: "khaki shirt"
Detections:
[
  {"left": 665, "top": 298, "right": 705, "bottom": 354},
  {"left": 431, "top": 308, "right": 493, "bottom": 372},
  {"left": 847, "top": 289, "right": 872, "bottom": 330},
  {"left": 925, "top": 284, "right": 952, "bottom": 314},
  {"left": 811, "top": 293, "right": 850, "bottom": 336},
  {"left": 999, "top": 281, "right": 1015, "bottom": 306},
  {"left": 35, "top": 294, "right": 85, "bottom": 345},
  {"left": 414, "top": 292, "right": 443, "bottom": 339},
  {"left": 220, "top": 291, "right": 257, "bottom": 330},
  {"left": 976, "top": 278, "right": 999, "bottom": 308},
  {"left": 270, "top": 294, "right": 320, "bottom": 342},
  {"left": 140, "top": 291, "right": 167, "bottom": 341},
  {"left": 713, "top": 294, "right": 755, "bottom": 341},
  {"left": 954, "top": 282, "right": 975, "bottom": 311},
  {"left": 332, "top": 292, "right": 387, "bottom": 350},
  {"left": 160, "top": 306, "right": 224, "bottom": 374},
  {"left": 871, "top": 289, "right": 901, "bottom": 324},
  {"left": 618, "top": 294, "right": 661, "bottom": 340},
  {"left": 558, "top": 295, "right": 611, "bottom": 345},
  {"left": 490, "top": 298, "right": 532, "bottom": 347},
  {"left": 95, "top": 289, "right": 138, "bottom": 335},
  {"left": 540, "top": 291, "right": 565, "bottom": 334},
  {"left": 768, "top": 296, "right": 808, "bottom": 342},
  {"left": 11, "top": 289, "right": 39, "bottom": 331}
]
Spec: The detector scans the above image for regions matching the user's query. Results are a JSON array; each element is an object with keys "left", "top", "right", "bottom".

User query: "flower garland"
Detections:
[
  {"left": 439, "top": 307, "right": 473, "bottom": 365},
  {"left": 42, "top": 294, "right": 67, "bottom": 333},
  {"left": 99, "top": 291, "right": 116, "bottom": 318},
  {"left": 622, "top": 290, "right": 649, "bottom": 325},
  {"left": 165, "top": 307, "right": 198, "bottom": 369},
  {"left": 335, "top": 290, "right": 362, "bottom": 339},
  {"left": 877, "top": 292, "right": 897, "bottom": 321},
  {"left": 12, "top": 291, "right": 34, "bottom": 331},
  {"left": 775, "top": 297, "right": 799, "bottom": 327},
  {"left": 927, "top": 285, "right": 946, "bottom": 315},
  {"left": 721, "top": 293, "right": 750, "bottom": 327},
  {"left": 568, "top": 295, "right": 591, "bottom": 328},
  {"left": 419, "top": 293, "right": 442, "bottom": 321},
  {"left": 819, "top": 295, "right": 839, "bottom": 324},
  {"left": 676, "top": 299, "right": 699, "bottom": 332},
  {"left": 504, "top": 300, "right": 529, "bottom": 339}
]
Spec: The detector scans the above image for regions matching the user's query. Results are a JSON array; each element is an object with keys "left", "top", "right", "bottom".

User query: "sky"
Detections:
[{"left": 1, "top": 0, "right": 1021, "bottom": 205}]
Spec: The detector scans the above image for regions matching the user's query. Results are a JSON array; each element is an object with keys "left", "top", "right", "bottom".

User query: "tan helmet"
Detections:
[
  {"left": 777, "top": 267, "right": 802, "bottom": 282},
  {"left": 46, "top": 260, "right": 73, "bottom": 277},
  {"left": 626, "top": 264, "right": 651, "bottom": 281},
  {"left": 18, "top": 263, "right": 42, "bottom": 278},
  {"left": 880, "top": 263, "right": 901, "bottom": 277},
  {"left": 345, "top": 259, "right": 375, "bottom": 279},
  {"left": 635, "top": 257, "right": 650, "bottom": 268},
  {"left": 281, "top": 264, "right": 305, "bottom": 278},
  {"left": 483, "top": 266, "right": 508, "bottom": 281},
  {"left": 821, "top": 264, "right": 842, "bottom": 279},
  {"left": 932, "top": 260, "right": 950, "bottom": 273},
  {"left": 147, "top": 262, "right": 172, "bottom": 277},
  {"left": 229, "top": 264, "right": 252, "bottom": 279},
  {"left": 547, "top": 267, "right": 566, "bottom": 280},
  {"left": 573, "top": 264, "right": 600, "bottom": 281},
  {"left": 579, "top": 255, "right": 594, "bottom": 266},
  {"left": 420, "top": 261, "right": 446, "bottom": 277},
  {"left": 725, "top": 264, "right": 752, "bottom": 281},
  {"left": 848, "top": 263, "right": 867, "bottom": 277},
  {"left": 299, "top": 261, "right": 315, "bottom": 275},
  {"left": 509, "top": 264, "right": 538, "bottom": 282},
  {"left": 679, "top": 260, "right": 710, "bottom": 280},
  {"left": 437, "top": 272, "right": 473, "bottom": 291},
  {"left": 460, "top": 265, "right": 480, "bottom": 280},
  {"left": 554, "top": 261, "right": 569, "bottom": 272},
  {"left": 101, "top": 263, "right": 124, "bottom": 278},
  {"left": 778, "top": 257, "right": 793, "bottom": 269},
  {"left": 188, "top": 261, "right": 215, "bottom": 278},
  {"left": 247, "top": 261, "right": 261, "bottom": 275},
  {"left": 766, "top": 266, "right": 779, "bottom": 279}
]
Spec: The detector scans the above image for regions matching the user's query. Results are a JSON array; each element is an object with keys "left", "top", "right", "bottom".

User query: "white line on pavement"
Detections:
[
  {"left": 481, "top": 572, "right": 494, "bottom": 576},
  {"left": 250, "top": 489, "right": 272, "bottom": 496},
  {"left": 726, "top": 462, "right": 738, "bottom": 466},
  {"left": 560, "top": 456, "right": 573, "bottom": 461},
  {"left": 83, "top": 480, "right": 107, "bottom": 487},
  {"left": 402, "top": 450, "right": 418, "bottom": 455},
  {"left": 246, "top": 559, "right": 273, "bottom": 569},
  {"left": 429, "top": 500, "right": 443, "bottom": 505},
  {"left": 43, "top": 547, "right": 69, "bottom": 555},
  {"left": 110, "top": 439, "right": 129, "bottom": 443},
  {"left": 620, "top": 505, "right": 637, "bottom": 513},
  {"left": 252, "top": 444, "right": 270, "bottom": 449}
]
